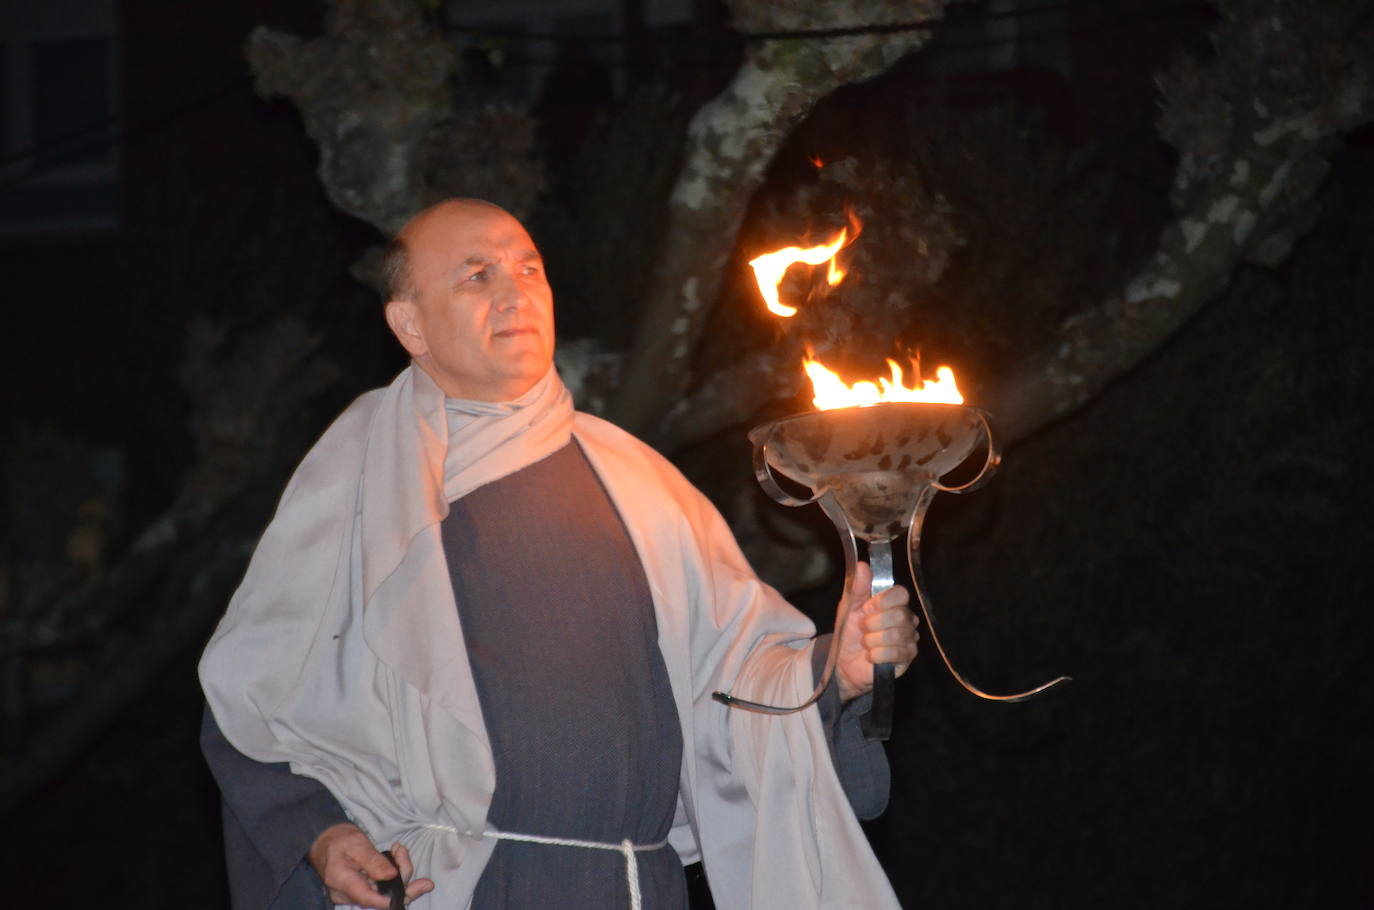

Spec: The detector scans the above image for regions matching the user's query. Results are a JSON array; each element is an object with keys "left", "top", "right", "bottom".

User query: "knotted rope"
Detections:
[{"left": 424, "top": 823, "right": 669, "bottom": 910}]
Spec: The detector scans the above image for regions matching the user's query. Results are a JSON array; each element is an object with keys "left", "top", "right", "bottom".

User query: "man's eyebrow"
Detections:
[
  {"left": 445, "top": 255, "right": 490, "bottom": 280},
  {"left": 447, "top": 250, "right": 541, "bottom": 279}
]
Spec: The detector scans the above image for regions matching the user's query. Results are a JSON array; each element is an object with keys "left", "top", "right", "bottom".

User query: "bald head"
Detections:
[
  {"left": 403, "top": 198, "right": 508, "bottom": 237},
  {"left": 382, "top": 198, "right": 555, "bottom": 401},
  {"left": 382, "top": 200, "right": 511, "bottom": 302}
]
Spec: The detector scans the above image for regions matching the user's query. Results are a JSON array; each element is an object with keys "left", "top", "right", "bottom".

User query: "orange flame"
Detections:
[
  {"left": 804, "top": 355, "right": 964, "bottom": 410},
  {"left": 748, "top": 228, "right": 849, "bottom": 318},
  {"left": 750, "top": 211, "right": 963, "bottom": 409},
  {"left": 826, "top": 257, "right": 846, "bottom": 285}
]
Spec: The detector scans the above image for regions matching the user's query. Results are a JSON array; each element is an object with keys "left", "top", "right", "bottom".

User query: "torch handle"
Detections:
[{"left": 861, "top": 540, "right": 896, "bottom": 741}]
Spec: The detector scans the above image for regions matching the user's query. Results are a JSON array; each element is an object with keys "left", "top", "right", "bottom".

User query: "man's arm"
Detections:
[
  {"left": 200, "top": 707, "right": 343, "bottom": 910},
  {"left": 201, "top": 709, "right": 434, "bottom": 909},
  {"left": 812, "top": 635, "right": 891, "bottom": 819}
]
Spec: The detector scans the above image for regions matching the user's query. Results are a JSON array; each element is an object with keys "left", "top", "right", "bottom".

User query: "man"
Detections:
[{"left": 200, "top": 199, "right": 916, "bottom": 909}]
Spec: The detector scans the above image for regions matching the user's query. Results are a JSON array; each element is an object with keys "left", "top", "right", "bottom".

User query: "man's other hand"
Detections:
[
  {"left": 308, "top": 822, "right": 435, "bottom": 907},
  {"left": 835, "top": 561, "right": 919, "bottom": 703}
]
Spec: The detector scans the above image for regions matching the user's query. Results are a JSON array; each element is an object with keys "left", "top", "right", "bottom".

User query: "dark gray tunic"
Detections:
[{"left": 441, "top": 440, "right": 686, "bottom": 908}]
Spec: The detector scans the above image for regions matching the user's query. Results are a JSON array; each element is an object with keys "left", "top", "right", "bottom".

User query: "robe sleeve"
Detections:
[
  {"left": 200, "top": 707, "right": 343, "bottom": 910},
  {"left": 811, "top": 635, "right": 891, "bottom": 820}
]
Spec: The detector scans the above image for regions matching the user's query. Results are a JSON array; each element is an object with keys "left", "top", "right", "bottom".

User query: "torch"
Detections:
[{"left": 712, "top": 223, "right": 1070, "bottom": 740}]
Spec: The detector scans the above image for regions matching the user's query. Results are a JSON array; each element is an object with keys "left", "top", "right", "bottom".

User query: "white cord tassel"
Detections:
[{"left": 619, "top": 839, "right": 641, "bottom": 910}]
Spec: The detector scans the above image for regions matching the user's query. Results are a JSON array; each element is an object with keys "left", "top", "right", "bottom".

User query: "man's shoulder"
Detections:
[
  {"left": 571, "top": 411, "right": 712, "bottom": 512},
  {"left": 282, "top": 386, "right": 390, "bottom": 487},
  {"left": 572, "top": 412, "right": 676, "bottom": 474},
  {"left": 305, "top": 380, "right": 400, "bottom": 448},
  {"left": 322, "top": 386, "right": 389, "bottom": 438},
  {"left": 572, "top": 410, "right": 650, "bottom": 447}
]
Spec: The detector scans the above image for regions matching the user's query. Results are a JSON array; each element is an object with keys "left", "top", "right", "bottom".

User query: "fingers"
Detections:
[
  {"left": 835, "top": 567, "right": 920, "bottom": 699},
  {"left": 403, "top": 879, "right": 436, "bottom": 907},
  {"left": 405, "top": 878, "right": 438, "bottom": 903},
  {"left": 391, "top": 843, "right": 437, "bottom": 904},
  {"left": 359, "top": 845, "right": 401, "bottom": 884},
  {"left": 863, "top": 585, "right": 912, "bottom": 626},
  {"left": 310, "top": 823, "right": 409, "bottom": 909},
  {"left": 848, "top": 560, "right": 874, "bottom": 606},
  {"left": 847, "top": 565, "right": 908, "bottom": 616},
  {"left": 874, "top": 582, "right": 909, "bottom": 608},
  {"left": 858, "top": 586, "right": 919, "bottom": 674},
  {"left": 391, "top": 843, "right": 413, "bottom": 881},
  {"left": 328, "top": 866, "right": 393, "bottom": 909}
]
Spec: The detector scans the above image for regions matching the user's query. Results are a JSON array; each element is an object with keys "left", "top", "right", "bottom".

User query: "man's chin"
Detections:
[
  {"left": 414, "top": 357, "right": 548, "bottom": 402},
  {"left": 497, "top": 356, "right": 554, "bottom": 396}
]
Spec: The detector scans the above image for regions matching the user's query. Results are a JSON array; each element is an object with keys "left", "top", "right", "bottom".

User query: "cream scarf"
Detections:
[{"left": 440, "top": 366, "right": 573, "bottom": 503}]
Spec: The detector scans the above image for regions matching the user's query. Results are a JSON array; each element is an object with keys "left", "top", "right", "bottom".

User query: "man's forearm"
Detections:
[
  {"left": 813, "top": 634, "right": 892, "bottom": 819},
  {"left": 201, "top": 707, "right": 348, "bottom": 909}
]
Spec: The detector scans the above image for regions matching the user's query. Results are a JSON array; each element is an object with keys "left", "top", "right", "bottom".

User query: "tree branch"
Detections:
[
  {"left": 246, "top": 0, "right": 544, "bottom": 235},
  {"left": 981, "top": 0, "right": 1373, "bottom": 442},
  {"left": 0, "top": 502, "right": 267, "bottom": 816},
  {"left": 607, "top": 2, "right": 947, "bottom": 436}
]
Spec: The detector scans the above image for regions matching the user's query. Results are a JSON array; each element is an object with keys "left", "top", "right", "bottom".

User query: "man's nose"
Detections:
[{"left": 493, "top": 271, "right": 529, "bottom": 311}]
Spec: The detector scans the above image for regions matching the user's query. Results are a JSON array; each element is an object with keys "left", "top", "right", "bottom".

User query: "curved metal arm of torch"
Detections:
[
  {"left": 711, "top": 492, "right": 857, "bottom": 716},
  {"left": 905, "top": 501, "right": 1071, "bottom": 702},
  {"left": 932, "top": 406, "right": 1002, "bottom": 493},
  {"left": 751, "top": 431, "right": 827, "bottom": 507}
]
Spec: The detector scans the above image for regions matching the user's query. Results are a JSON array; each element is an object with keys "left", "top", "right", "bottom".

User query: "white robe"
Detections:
[{"left": 199, "top": 366, "right": 899, "bottom": 909}]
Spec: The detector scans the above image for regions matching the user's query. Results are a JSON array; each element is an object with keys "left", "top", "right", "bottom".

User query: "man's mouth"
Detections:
[{"left": 493, "top": 327, "right": 538, "bottom": 338}]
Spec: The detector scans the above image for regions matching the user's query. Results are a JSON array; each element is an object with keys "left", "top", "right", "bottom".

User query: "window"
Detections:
[
  {"left": 32, "top": 36, "right": 114, "bottom": 169},
  {"left": 0, "top": 27, "right": 119, "bottom": 234}
]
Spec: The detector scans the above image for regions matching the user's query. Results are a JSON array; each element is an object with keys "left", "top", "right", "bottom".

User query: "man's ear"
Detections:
[{"left": 384, "top": 299, "right": 428, "bottom": 357}]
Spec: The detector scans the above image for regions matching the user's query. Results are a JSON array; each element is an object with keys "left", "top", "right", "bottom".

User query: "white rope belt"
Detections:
[{"left": 423, "top": 824, "right": 669, "bottom": 910}]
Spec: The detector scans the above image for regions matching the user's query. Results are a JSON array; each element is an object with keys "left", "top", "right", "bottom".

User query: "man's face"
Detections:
[{"left": 385, "top": 201, "right": 555, "bottom": 401}]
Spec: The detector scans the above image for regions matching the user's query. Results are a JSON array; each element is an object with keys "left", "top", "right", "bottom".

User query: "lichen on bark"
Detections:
[
  {"left": 245, "top": 0, "right": 543, "bottom": 235},
  {"left": 987, "top": 0, "right": 1373, "bottom": 442}
]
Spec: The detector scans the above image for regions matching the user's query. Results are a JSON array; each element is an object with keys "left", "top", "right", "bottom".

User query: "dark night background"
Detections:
[{"left": 1, "top": 0, "right": 1371, "bottom": 907}]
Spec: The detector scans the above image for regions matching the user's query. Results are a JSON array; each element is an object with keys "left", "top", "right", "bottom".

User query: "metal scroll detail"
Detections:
[{"left": 902, "top": 486, "right": 1072, "bottom": 703}]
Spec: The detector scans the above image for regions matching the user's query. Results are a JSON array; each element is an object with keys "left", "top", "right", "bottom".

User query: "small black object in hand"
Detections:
[{"left": 379, "top": 850, "right": 406, "bottom": 910}]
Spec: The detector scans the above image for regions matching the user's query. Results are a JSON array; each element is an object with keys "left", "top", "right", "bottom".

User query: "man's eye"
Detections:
[{"left": 466, "top": 270, "right": 487, "bottom": 283}]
